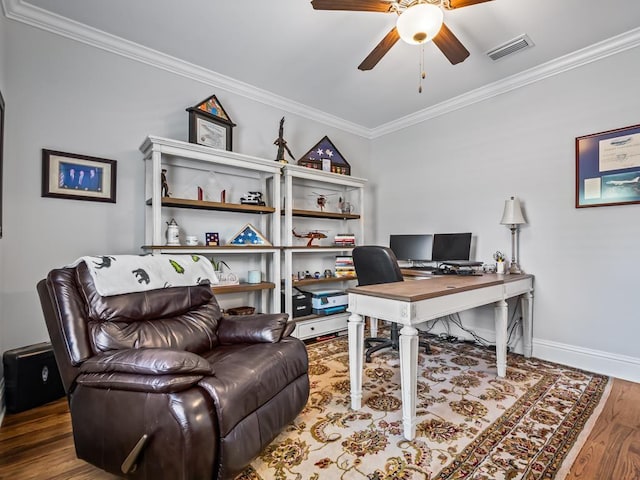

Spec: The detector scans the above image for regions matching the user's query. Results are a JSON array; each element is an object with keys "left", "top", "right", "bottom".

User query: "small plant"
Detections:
[
  {"left": 493, "top": 251, "right": 505, "bottom": 262},
  {"left": 209, "top": 258, "right": 230, "bottom": 271}
]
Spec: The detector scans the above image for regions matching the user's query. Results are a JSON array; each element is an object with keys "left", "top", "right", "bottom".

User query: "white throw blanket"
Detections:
[{"left": 69, "top": 254, "right": 219, "bottom": 296}]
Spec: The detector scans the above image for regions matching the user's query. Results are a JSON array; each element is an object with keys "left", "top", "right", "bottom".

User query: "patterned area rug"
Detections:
[{"left": 237, "top": 336, "right": 610, "bottom": 480}]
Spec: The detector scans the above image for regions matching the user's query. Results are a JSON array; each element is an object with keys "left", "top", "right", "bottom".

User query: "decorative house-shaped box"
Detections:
[{"left": 298, "top": 136, "right": 351, "bottom": 175}]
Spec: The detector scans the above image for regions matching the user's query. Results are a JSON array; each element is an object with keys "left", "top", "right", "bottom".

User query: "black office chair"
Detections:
[{"left": 352, "top": 245, "right": 431, "bottom": 362}]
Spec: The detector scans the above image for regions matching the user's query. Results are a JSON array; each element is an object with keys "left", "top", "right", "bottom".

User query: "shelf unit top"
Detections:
[
  {"left": 282, "top": 163, "right": 367, "bottom": 188},
  {"left": 140, "top": 136, "right": 283, "bottom": 174}
]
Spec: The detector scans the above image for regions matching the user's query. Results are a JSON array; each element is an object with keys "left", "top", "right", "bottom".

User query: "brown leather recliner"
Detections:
[{"left": 37, "top": 261, "right": 309, "bottom": 479}]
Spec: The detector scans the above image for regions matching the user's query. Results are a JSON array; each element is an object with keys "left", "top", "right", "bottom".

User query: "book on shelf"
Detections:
[
  {"left": 334, "top": 233, "right": 356, "bottom": 247},
  {"left": 335, "top": 255, "right": 355, "bottom": 277}
]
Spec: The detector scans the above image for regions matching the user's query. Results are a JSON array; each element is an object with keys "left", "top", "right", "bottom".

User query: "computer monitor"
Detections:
[
  {"left": 389, "top": 234, "right": 433, "bottom": 262},
  {"left": 431, "top": 233, "right": 472, "bottom": 261}
]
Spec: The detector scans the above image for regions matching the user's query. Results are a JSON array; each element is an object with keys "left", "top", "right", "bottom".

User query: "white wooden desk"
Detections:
[{"left": 346, "top": 273, "right": 534, "bottom": 440}]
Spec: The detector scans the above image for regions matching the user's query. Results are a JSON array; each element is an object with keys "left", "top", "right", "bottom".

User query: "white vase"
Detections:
[{"left": 496, "top": 261, "right": 505, "bottom": 274}]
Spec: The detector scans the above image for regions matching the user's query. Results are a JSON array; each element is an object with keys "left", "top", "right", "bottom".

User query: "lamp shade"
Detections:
[
  {"left": 396, "top": 3, "right": 444, "bottom": 45},
  {"left": 500, "top": 196, "right": 526, "bottom": 225}
]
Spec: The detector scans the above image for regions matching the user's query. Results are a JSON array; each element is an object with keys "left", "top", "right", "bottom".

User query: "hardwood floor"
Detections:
[
  {"left": 1, "top": 378, "right": 639, "bottom": 479},
  {"left": 565, "top": 379, "right": 640, "bottom": 480}
]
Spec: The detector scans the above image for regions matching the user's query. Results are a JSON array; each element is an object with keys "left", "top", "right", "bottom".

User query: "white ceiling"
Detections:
[{"left": 8, "top": 0, "right": 640, "bottom": 132}]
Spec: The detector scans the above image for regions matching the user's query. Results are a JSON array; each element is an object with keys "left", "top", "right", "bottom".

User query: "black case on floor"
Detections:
[{"left": 3, "top": 342, "right": 65, "bottom": 413}]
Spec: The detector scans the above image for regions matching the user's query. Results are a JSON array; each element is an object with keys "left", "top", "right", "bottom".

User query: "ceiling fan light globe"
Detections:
[{"left": 396, "top": 3, "right": 444, "bottom": 45}]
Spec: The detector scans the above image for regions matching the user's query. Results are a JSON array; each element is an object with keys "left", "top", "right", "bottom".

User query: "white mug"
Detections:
[{"left": 185, "top": 235, "right": 198, "bottom": 246}]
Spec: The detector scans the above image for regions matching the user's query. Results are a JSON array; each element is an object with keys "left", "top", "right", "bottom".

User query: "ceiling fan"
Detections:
[{"left": 310, "top": 0, "right": 493, "bottom": 71}]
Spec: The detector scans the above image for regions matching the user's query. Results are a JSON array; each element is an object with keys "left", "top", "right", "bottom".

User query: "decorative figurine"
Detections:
[
  {"left": 161, "top": 169, "right": 170, "bottom": 197},
  {"left": 338, "top": 197, "right": 353, "bottom": 214},
  {"left": 292, "top": 228, "right": 327, "bottom": 247},
  {"left": 166, "top": 218, "right": 180, "bottom": 245},
  {"left": 274, "top": 117, "right": 295, "bottom": 163}
]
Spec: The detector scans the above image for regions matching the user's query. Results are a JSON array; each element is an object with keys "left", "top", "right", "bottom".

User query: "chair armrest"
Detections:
[
  {"left": 217, "top": 313, "right": 289, "bottom": 344},
  {"left": 77, "top": 372, "right": 204, "bottom": 393},
  {"left": 80, "top": 348, "right": 214, "bottom": 375}
]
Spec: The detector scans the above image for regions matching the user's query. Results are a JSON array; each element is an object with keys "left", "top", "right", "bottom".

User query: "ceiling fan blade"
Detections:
[
  {"left": 446, "top": 0, "right": 493, "bottom": 9},
  {"left": 358, "top": 27, "right": 400, "bottom": 71},
  {"left": 433, "top": 23, "right": 470, "bottom": 65},
  {"left": 311, "top": 0, "right": 393, "bottom": 13}
]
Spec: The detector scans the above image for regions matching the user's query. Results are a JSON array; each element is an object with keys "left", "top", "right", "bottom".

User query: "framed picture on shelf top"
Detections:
[
  {"left": 228, "top": 223, "right": 271, "bottom": 246},
  {"left": 576, "top": 123, "right": 640, "bottom": 208},
  {"left": 186, "top": 94, "right": 236, "bottom": 151},
  {"left": 41, "top": 149, "right": 117, "bottom": 203}
]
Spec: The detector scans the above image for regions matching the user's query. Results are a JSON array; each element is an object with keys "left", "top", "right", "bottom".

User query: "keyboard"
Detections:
[{"left": 406, "top": 265, "right": 436, "bottom": 271}]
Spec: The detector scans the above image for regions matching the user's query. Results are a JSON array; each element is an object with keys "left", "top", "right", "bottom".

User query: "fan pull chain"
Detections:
[{"left": 418, "top": 44, "right": 426, "bottom": 93}]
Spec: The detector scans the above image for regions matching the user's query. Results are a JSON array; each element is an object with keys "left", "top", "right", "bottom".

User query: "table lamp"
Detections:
[{"left": 500, "top": 196, "right": 527, "bottom": 274}]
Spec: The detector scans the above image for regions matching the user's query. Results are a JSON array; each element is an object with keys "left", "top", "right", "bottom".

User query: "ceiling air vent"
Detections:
[{"left": 486, "top": 34, "right": 533, "bottom": 61}]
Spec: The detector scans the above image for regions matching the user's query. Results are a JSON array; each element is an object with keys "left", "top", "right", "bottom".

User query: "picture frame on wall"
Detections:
[
  {"left": 576, "top": 123, "right": 640, "bottom": 208},
  {"left": 186, "top": 94, "right": 236, "bottom": 151},
  {"left": 0, "top": 89, "right": 4, "bottom": 238},
  {"left": 41, "top": 149, "right": 117, "bottom": 203}
]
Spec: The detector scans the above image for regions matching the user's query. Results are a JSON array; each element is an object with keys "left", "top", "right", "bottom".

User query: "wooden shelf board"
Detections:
[
  {"left": 142, "top": 245, "right": 276, "bottom": 251},
  {"left": 212, "top": 282, "right": 274, "bottom": 294},
  {"left": 147, "top": 197, "right": 275, "bottom": 214},
  {"left": 289, "top": 276, "right": 357, "bottom": 287},
  {"left": 284, "top": 208, "right": 360, "bottom": 220}
]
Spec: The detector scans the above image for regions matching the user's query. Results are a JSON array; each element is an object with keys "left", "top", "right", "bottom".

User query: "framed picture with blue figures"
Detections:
[
  {"left": 41, "top": 149, "right": 117, "bottom": 203},
  {"left": 228, "top": 223, "right": 271, "bottom": 246}
]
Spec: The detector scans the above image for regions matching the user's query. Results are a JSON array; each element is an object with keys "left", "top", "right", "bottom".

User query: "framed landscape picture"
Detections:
[{"left": 41, "top": 149, "right": 117, "bottom": 203}]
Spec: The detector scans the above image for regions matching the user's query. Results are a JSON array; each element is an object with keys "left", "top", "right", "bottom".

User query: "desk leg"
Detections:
[
  {"left": 349, "top": 312, "right": 365, "bottom": 410},
  {"left": 399, "top": 325, "right": 418, "bottom": 441},
  {"left": 494, "top": 299, "right": 508, "bottom": 377},
  {"left": 521, "top": 291, "right": 533, "bottom": 358}
]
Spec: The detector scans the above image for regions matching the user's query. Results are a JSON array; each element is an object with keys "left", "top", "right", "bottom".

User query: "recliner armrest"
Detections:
[
  {"left": 217, "top": 313, "right": 290, "bottom": 344},
  {"left": 80, "top": 348, "right": 214, "bottom": 375},
  {"left": 77, "top": 372, "right": 205, "bottom": 393}
]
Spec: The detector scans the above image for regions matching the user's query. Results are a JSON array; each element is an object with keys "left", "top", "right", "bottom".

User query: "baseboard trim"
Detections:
[
  {"left": 533, "top": 338, "right": 640, "bottom": 383},
  {"left": 421, "top": 323, "right": 639, "bottom": 383}
]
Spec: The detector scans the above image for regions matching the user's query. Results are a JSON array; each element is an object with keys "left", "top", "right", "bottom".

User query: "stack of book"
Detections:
[
  {"left": 334, "top": 233, "right": 356, "bottom": 247},
  {"left": 335, "top": 256, "right": 356, "bottom": 278}
]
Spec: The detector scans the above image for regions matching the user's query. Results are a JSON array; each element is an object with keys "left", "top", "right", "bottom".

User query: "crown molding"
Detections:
[
  {"left": 371, "top": 27, "right": 640, "bottom": 138},
  {"left": 3, "top": 0, "right": 640, "bottom": 140},
  {"left": 1, "top": 0, "right": 370, "bottom": 138}
]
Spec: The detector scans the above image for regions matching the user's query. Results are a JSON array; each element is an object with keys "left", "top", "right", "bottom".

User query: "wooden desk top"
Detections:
[{"left": 346, "top": 273, "right": 533, "bottom": 303}]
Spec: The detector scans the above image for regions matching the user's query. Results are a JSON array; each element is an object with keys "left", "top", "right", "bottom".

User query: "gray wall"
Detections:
[
  {"left": 370, "top": 45, "right": 640, "bottom": 381},
  {"left": 1, "top": 7, "right": 638, "bottom": 406},
  {"left": 0, "top": 19, "right": 369, "bottom": 368}
]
